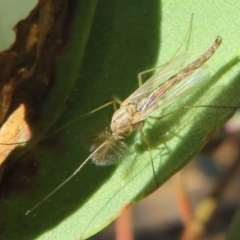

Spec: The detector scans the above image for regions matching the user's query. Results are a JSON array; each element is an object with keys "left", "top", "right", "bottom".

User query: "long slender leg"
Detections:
[
  {"left": 45, "top": 101, "right": 115, "bottom": 138},
  {"left": 149, "top": 105, "right": 239, "bottom": 122},
  {"left": 138, "top": 64, "right": 167, "bottom": 87},
  {"left": 112, "top": 95, "right": 123, "bottom": 110},
  {"left": 1, "top": 101, "right": 116, "bottom": 145}
]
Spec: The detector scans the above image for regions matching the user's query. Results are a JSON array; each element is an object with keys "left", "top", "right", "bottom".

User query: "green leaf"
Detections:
[{"left": 1, "top": 1, "right": 240, "bottom": 240}]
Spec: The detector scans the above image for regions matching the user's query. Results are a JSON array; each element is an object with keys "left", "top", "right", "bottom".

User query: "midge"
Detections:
[{"left": 27, "top": 36, "right": 222, "bottom": 214}]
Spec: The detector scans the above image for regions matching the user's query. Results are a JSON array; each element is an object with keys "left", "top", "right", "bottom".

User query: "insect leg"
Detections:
[
  {"left": 149, "top": 105, "right": 239, "bottom": 122},
  {"left": 137, "top": 64, "right": 167, "bottom": 87},
  {"left": 45, "top": 101, "right": 115, "bottom": 138}
]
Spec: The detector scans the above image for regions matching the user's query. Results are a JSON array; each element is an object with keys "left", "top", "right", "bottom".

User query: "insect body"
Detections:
[
  {"left": 91, "top": 36, "right": 222, "bottom": 165},
  {"left": 27, "top": 36, "right": 222, "bottom": 214}
]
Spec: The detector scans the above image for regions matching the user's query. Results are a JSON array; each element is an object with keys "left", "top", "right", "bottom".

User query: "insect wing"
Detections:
[
  {"left": 133, "top": 69, "right": 210, "bottom": 121},
  {"left": 124, "top": 51, "right": 191, "bottom": 105}
]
